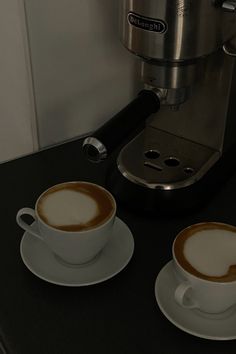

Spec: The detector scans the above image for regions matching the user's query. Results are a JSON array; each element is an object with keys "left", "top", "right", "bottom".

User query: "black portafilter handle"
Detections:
[{"left": 83, "top": 89, "right": 160, "bottom": 162}]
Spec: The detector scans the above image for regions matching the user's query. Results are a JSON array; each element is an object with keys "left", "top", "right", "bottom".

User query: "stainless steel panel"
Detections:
[
  {"left": 120, "top": 0, "right": 236, "bottom": 61},
  {"left": 149, "top": 50, "right": 234, "bottom": 152},
  {"left": 118, "top": 127, "right": 220, "bottom": 190}
]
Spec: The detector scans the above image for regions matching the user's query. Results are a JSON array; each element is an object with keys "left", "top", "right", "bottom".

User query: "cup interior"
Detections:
[
  {"left": 35, "top": 181, "right": 116, "bottom": 233},
  {"left": 173, "top": 222, "right": 236, "bottom": 284}
]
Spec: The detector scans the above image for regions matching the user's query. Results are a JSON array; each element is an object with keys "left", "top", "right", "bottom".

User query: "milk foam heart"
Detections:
[
  {"left": 37, "top": 182, "right": 115, "bottom": 232},
  {"left": 174, "top": 223, "right": 236, "bottom": 282},
  {"left": 41, "top": 189, "right": 98, "bottom": 226},
  {"left": 184, "top": 229, "right": 236, "bottom": 277}
]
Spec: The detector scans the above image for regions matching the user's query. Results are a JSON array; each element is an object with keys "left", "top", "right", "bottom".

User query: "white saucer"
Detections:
[
  {"left": 155, "top": 261, "right": 236, "bottom": 340},
  {"left": 20, "top": 217, "right": 134, "bottom": 287}
]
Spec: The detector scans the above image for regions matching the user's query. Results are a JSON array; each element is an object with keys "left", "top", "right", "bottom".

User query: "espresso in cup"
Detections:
[
  {"left": 37, "top": 182, "right": 115, "bottom": 232},
  {"left": 16, "top": 182, "right": 116, "bottom": 264},
  {"left": 174, "top": 222, "right": 236, "bottom": 283},
  {"left": 173, "top": 222, "right": 236, "bottom": 314}
]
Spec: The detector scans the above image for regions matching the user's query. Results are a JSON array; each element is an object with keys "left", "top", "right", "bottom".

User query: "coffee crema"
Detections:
[
  {"left": 174, "top": 222, "right": 236, "bottom": 282},
  {"left": 37, "top": 182, "right": 115, "bottom": 232}
]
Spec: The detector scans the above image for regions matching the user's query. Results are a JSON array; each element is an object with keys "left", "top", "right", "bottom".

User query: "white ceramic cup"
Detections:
[
  {"left": 172, "top": 222, "right": 236, "bottom": 314},
  {"left": 16, "top": 182, "right": 116, "bottom": 265}
]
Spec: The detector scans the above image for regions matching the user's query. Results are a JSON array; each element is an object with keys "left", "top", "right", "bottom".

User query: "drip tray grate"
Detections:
[{"left": 118, "top": 127, "right": 220, "bottom": 190}]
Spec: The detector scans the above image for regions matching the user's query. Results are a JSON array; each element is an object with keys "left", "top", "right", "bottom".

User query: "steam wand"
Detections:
[{"left": 83, "top": 89, "right": 161, "bottom": 162}]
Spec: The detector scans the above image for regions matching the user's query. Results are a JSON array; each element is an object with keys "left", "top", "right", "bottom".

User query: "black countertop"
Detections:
[{"left": 0, "top": 138, "right": 236, "bottom": 354}]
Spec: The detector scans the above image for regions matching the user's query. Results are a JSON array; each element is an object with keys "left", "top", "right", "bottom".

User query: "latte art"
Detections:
[
  {"left": 40, "top": 189, "right": 98, "bottom": 227},
  {"left": 37, "top": 182, "right": 115, "bottom": 231},
  {"left": 174, "top": 223, "right": 236, "bottom": 282},
  {"left": 184, "top": 229, "right": 236, "bottom": 278}
]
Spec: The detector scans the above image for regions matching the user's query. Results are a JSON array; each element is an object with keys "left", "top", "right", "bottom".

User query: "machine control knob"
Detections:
[{"left": 222, "top": 1, "right": 236, "bottom": 11}]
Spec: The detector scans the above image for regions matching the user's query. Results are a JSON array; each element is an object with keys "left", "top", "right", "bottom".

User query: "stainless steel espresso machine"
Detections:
[{"left": 83, "top": 0, "right": 236, "bottom": 213}]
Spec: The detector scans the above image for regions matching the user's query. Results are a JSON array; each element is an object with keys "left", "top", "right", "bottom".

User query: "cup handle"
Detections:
[
  {"left": 16, "top": 208, "right": 43, "bottom": 241},
  {"left": 174, "top": 282, "right": 198, "bottom": 309}
]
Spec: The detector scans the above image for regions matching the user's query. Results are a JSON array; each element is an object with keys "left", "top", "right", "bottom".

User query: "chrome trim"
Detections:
[
  {"left": 222, "top": 1, "right": 236, "bottom": 12},
  {"left": 223, "top": 43, "right": 236, "bottom": 57},
  {"left": 117, "top": 127, "right": 221, "bottom": 190},
  {"left": 83, "top": 137, "right": 108, "bottom": 163}
]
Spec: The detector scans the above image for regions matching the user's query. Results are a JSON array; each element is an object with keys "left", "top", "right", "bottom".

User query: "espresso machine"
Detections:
[{"left": 83, "top": 0, "right": 236, "bottom": 213}]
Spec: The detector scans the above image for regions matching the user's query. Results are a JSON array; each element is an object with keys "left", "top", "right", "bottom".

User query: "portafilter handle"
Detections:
[{"left": 83, "top": 89, "right": 160, "bottom": 162}]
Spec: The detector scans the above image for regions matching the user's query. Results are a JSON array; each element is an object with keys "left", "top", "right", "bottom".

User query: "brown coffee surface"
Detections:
[
  {"left": 174, "top": 222, "right": 236, "bottom": 282},
  {"left": 37, "top": 182, "right": 115, "bottom": 231}
]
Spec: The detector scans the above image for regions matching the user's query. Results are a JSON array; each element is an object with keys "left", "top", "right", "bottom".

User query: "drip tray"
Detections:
[{"left": 117, "top": 127, "right": 220, "bottom": 190}]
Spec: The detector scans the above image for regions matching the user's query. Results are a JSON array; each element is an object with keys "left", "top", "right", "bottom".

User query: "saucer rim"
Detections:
[
  {"left": 155, "top": 261, "right": 236, "bottom": 341},
  {"left": 20, "top": 217, "right": 134, "bottom": 287}
]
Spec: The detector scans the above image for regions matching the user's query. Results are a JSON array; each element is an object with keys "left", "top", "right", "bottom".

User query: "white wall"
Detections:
[
  {"left": 0, "top": 0, "right": 38, "bottom": 163},
  {"left": 24, "top": 0, "right": 137, "bottom": 148},
  {"left": 0, "top": 0, "right": 136, "bottom": 163}
]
